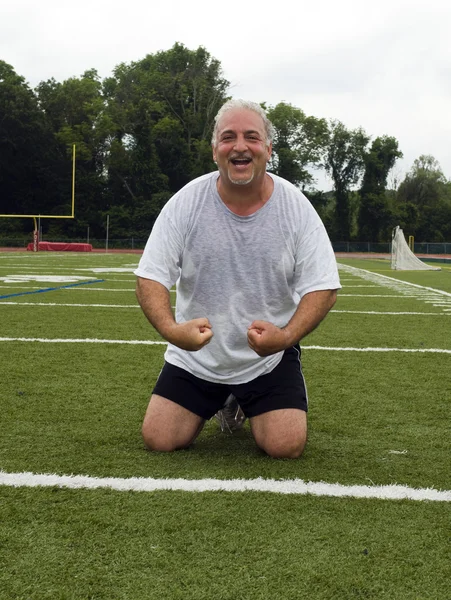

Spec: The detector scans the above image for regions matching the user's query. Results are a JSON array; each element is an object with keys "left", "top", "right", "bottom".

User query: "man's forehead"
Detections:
[{"left": 216, "top": 108, "right": 265, "bottom": 134}]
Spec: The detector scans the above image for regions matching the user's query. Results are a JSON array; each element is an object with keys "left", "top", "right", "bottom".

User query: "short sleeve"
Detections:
[
  {"left": 293, "top": 223, "right": 341, "bottom": 299},
  {"left": 134, "top": 204, "right": 184, "bottom": 290}
]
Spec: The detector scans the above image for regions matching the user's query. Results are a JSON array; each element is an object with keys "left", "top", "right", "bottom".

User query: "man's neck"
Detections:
[{"left": 216, "top": 173, "right": 274, "bottom": 216}]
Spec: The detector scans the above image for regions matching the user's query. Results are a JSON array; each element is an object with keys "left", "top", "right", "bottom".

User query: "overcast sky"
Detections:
[{"left": 2, "top": 0, "right": 450, "bottom": 188}]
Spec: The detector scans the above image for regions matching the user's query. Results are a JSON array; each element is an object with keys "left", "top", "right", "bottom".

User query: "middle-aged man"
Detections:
[{"left": 134, "top": 99, "right": 341, "bottom": 458}]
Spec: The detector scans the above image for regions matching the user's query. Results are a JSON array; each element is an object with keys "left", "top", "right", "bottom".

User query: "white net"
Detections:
[{"left": 391, "top": 226, "right": 441, "bottom": 270}]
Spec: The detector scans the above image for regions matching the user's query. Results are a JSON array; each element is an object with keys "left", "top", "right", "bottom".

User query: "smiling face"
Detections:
[{"left": 212, "top": 108, "right": 272, "bottom": 187}]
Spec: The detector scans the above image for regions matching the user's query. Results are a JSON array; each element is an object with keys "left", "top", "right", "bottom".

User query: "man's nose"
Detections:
[{"left": 233, "top": 135, "right": 248, "bottom": 151}]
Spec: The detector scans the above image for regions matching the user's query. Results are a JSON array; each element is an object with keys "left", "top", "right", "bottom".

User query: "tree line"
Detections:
[{"left": 1, "top": 42, "right": 450, "bottom": 243}]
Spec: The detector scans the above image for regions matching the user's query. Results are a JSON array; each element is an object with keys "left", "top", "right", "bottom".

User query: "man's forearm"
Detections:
[
  {"left": 135, "top": 277, "right": 213, "bottom": 351},
  {"left": 135, "top": 277, "right": 176, "bottom": 339},
  {"left": 283, "top": 289, "right": 337, "bottom": 346},
  {"left": 247, "top": 289, "right": 338, "bottom": 357}
]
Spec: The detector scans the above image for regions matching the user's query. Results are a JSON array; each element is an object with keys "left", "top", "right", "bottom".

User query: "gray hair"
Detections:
[{"left": 211, "top": 99, "right": 275, "bottom": 147}]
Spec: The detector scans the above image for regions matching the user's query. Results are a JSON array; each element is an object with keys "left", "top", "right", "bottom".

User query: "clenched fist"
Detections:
[
  {"left": 167, "top": 318, "right": 213, "bottom": 351},
  {"left": 247, "top": 320, "right": 290, "bottom": 357}
]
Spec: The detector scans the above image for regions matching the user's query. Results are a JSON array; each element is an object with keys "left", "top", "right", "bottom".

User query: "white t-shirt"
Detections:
[{"left": 135, "top": 172, "right": 341, "bottom": 384}]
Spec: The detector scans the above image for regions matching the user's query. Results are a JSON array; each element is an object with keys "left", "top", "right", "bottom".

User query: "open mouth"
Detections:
[{"left": 230, "top": 157, "right": 252, "bottom": 167}]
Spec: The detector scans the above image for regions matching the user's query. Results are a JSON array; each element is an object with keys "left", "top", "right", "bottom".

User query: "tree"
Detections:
[
  {"left": 102, "top": 43, "right": 229, "bottom": 234},
  {"left": 397, "top": 155, "right": 447, "bottom": 208},
  {"left": 36, "top": 69, "right": 113, "bottom": 237},
  {"left": 266, "top": 102, "right": 328, "bottom": 188},
  {"left": 358, "top": 136, "right": 403, "bottom": 241},
  {"left": 0, "top": 61, "right": 57, "bottom": 223},
  {"left": 395, "top": 156, "right": 451, "bottom": 241},
  {"left": 323, "top": 120, "right": 369, "bottom": 240}
]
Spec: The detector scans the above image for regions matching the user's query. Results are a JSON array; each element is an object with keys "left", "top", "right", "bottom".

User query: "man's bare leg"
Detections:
[
  {"left": 142, "top": 394, "right": 205, "bottom": 452},
  {"left": 249, "top": 409, "right": 307, "bottom": 459}
]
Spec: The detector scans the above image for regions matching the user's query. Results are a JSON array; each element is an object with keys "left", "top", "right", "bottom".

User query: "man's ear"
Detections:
[{"left": 266, "top": 141, "right": 273, "bottom": 161}]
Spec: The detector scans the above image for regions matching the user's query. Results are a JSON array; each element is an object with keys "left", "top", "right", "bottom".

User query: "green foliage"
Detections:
[
  {"left": 323, "top": 121, "right": 370, "bottom": 240},
  {"left": 395, "top": 155, "right": 451, "bottom": 241},
  {"left": 1, "top": 45, "right": 450, "bottom": 243},
  {"left": 0, "top": 44, "right": 228, "bottom": 240},
  {"left": 0, "top": 61, "right": 59, "bottom": 216},
  {"left": 267, "top": 102, "right": 328, "bottom": 187},
  {"left": 358, "top": 136, "right": 403, "bottom": 242}
]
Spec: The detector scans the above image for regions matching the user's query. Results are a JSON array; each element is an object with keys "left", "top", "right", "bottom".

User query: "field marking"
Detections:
[
  {"left": 0, "top": 302, "right": 140, "bottom": 308},
  {"left": 0, "top": 337, "right": 449, "bottom": 353},
  {"left": 332, "top": 310, "right": 448, "bottom": 316},
  {"left": 1, "top": 303, "right": 448, "bottom": 317},
  {"left": 0, "top": 280, "right": 105, "bottom": 300},
  {"left": 0, "top": 337, "right": 167, "bottom": 345},
  {"left": 63, "top": 287, "right": 176, "bottom": 292},
  {"left": 338, "top": 263, "right": 451, "bottom": 298},
  {"left": 65, "top": 288, "right": 135, "bottom": 291},
  {"left": 340, "top": 285, "right": 380, "bottom": 288},
  {"left": 0, "top": 471, "right": 449, "bottom": 502},
  {"left": 304, "top": 346, "right": 451, "bottom": 353},
  {"left": 0, "top": 286, "right": 165, "bottom": 292},
  {"left": 0, "top": 286, "right": 53, "bottom": 290},
  {"left": 340, "top": 294, "right": 423, "bottom": 298}
]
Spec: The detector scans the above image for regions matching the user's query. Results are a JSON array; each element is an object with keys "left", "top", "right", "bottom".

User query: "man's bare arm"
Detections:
[
  {"left": 247, "top": 289, "right": 338, "bottom": 357},
  {"left": 136, "top": 277, "right": 213, "bottom": 351}
]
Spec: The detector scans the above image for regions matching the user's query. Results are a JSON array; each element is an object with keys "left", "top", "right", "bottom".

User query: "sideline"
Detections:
[
  {"left": 338, "top": 263, "right": 451, "bottom": 297},
  {"left": 0, "top": 471, "right": 449, "bottom": 502}
]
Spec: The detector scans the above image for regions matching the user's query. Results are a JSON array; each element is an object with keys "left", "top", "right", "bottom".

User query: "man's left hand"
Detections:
[{"left": 247, "top": 321, "right": 290, "bottom": 357}]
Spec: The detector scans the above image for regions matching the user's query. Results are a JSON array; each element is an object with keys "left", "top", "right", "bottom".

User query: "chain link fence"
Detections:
[
  {"left": 332, "top": 242, "right": 451, "bottom": 255},
  {"left": 1, "top": 238, "right": 451, "bottom": 254}
]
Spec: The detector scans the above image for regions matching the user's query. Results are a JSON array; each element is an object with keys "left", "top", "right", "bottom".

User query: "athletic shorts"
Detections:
[{"left": 152, "top": 345, "right": 308, "bottom": 420}]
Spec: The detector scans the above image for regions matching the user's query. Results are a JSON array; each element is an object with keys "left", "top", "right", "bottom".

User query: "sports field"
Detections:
[{"left": 1, "top": 251, "right": 450, "bottom": 599}]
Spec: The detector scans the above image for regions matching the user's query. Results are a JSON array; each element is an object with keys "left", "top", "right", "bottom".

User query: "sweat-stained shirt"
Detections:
[{"left": 134, "top": 171, "right": 341, "bottom": 384}]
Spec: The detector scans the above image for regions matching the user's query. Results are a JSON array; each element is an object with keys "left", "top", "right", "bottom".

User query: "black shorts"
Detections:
[{"left": 152, "top": 345, "right": 308, "bottom": 420}]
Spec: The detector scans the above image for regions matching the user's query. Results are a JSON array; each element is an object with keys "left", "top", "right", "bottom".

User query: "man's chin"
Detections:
[{"left": 227, "top": 169, "right": 254, "bottom": 186}]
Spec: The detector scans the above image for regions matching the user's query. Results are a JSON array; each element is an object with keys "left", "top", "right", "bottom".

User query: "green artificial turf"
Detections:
[{"left": 0, "top": 252, "right": 450, "bottom": 599}]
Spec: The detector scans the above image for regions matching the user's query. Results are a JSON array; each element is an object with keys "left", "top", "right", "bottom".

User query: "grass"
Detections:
[
  {"left": 1, "top": 488, "right": 449, "bottom": 600},
  {"left": 0, "top": 251, "right": 450, "bottom": 599}
]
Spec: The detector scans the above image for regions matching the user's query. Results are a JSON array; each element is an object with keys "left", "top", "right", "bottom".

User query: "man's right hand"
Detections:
[
  {"left": 166, "top": 318, "right": 213, "bottom": 351},
  {"left": 136, "top": 279, "right": 213, "bottom": 351}
]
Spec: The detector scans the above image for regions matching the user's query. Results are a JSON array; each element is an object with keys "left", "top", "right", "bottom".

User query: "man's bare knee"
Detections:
[
  {"left": 257, "top": 436, "right": 306, "bottom": 459},
  {"left": 250, "top": 409, "right": 307, "bottom": 459},
  {"left": 141, "top": 394, "right": 204, "bottom": 453},
  {"left": 142, "top": 427, "right": 188, "bottom": 452}
]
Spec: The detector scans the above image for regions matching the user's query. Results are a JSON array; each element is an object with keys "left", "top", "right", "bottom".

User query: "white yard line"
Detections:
[
  {"left": 61, "top": 288, "right": 176, "bottom": 292},
  {"left": 1, "top": 303, "right": 447, "bottom": 316},
  {"left": 0, "top": 470, "right": 449, "bottom": 502},
  {"left": 0, "top": 302, "right": 140, "bottom": 308},
  {"left": 339, "top": 294, "right": 421, "bottom": 298},
  {"left": 0, "top": 337, "right": 166, "bottom": 344},
  {"left": 340, "top": 285, "right": 381, "bottom": 288},
  {"left": 304, "top": 346, "right": 451, "bottom": 353},
  {"left": 65, "top": 288, "right": 135, "bottom": 291},
  {"left": 337, "top": 264, "right": 451, "bottom": 315},
  {"left": 332, "top": 310, "right": 448, "bottom": 316},
  {"left": 338, "top": 263, "right": 451, "bottom": 297},
  {"left": 0, "top": 337, "right": 449, "bottom": 353}
]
